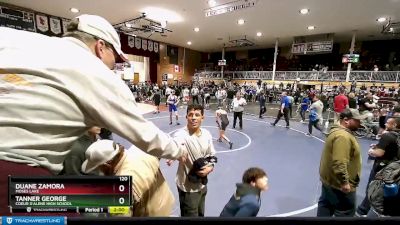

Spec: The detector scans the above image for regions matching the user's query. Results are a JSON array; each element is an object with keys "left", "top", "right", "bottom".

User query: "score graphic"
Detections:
[
  {"left": 342, "top": 54, "right": 360, "bottom": 64},
  {"left": 8, "top": 176, "right": 131, "bottom": 214}
]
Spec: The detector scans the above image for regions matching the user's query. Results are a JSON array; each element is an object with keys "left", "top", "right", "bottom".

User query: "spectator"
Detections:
[
  {"left": 82, "top": 140, "right": 175, "bottom": 216},
  {"left": 191, "top": 86, "right": 200, "bottom": 105},
  {"left": 259, "top": 92, "right": 267, "bottom": 119},
  {"left": 220, "top": 167, "right": 269, "bottom": 217},
  {"left": 152, "top": 89, "right": 161, "bottom": 114},
  {"left": 0, "top": 15, "right": 186, "bottom": 215},
  {"left": 60, "top": 126, "right": 101, "bottom": 175},
  {"left": 334, "top": 88, "right": 349, "bottom": 124},
  {"left": 373, "top": 65, "right": 379, "bottom": 72},
  {"left": 307, "top": 95, "right": 324, "bottom": 136},
  {"left": 300, "top": 93, "right": 310, "bottom": 123},
  {"left": 271, "top": 91, "right": 290, "bottom": 128},
  {"left": 226, "top": 88, "right": 236, "bottom": 113},
  {"left": 317, "top": 109, "right": 367, "bottom": 217},
  {"left": 348, "top": 92, "right": 357, "bottom": 109},
  {"left": 232, "top": 92, "right": 247, "bottom": 130},
  {"left": 168, "top": 104, "right": 216, "bottom": 217},
  {"left": 287, "top": 93, "right": 295, "bottom": 118},
  {"left": 356, "top": 117, "right": 400, "bottom": 217},
  {"left": 216, "top": 87, "right": 227, "bottom": 108}
]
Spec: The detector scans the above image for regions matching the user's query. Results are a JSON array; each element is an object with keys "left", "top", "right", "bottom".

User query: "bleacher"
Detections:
[{"left": 195, "top": 70, "right": 400, "bottom": 83}]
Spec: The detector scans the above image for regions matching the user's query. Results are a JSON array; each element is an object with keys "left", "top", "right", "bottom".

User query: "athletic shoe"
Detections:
[
  {"left": 176, "top": 122, "right": 180, "bottom": 125},
  {"left": 229, "top": 142, "right": 233, "bottom": 149},
  {"left": 285, "top": 125, "right": 290, "bottom": 129},
  {"left": 300, "top": 120, "right": 304, "bottom": 123},
  {"left": 270, "top": 123, "right": 275, "bottom": 126},
  {"left": 355, "top": 212, "right": 367, "bottom": 217},
  {"left": 169, "top": 122, "right": 172, "bottom": 125},
  {"left": 305, "top": 133, "right": 312, "bottom": 136}
]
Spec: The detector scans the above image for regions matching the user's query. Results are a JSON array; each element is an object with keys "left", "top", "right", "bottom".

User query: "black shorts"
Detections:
[{"left": 220, "top": 121, "right": 229, "bottom": 131}]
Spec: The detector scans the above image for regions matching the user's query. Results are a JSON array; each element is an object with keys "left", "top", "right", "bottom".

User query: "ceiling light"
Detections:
[
  {"left": 238, "top": 19, "right": 245, "bottom": 25},
  {"left": 256, "top": 32, "right": 262, "bottom": 37},
  {"left": 70, "top": 8, "right": 79, "bottom": 13},
  {"left": 208, "top": 0, "right": 217, "bottom": 7},
  {"left": 187, "top": 41, "right": 192, "bottom": 45},
  {"left": 194, "top": 27, "right": 200, "bottom": 32},
  {"left": 307, "top": 26, "right": 315, "bottom": 30},
  {"left": 389, "top": 27, "right": 394, "bottom": 32},
  {"left": 376, "top": 17, "right": 387, "bottom": 23},
  {"left": 299, "top": 8, "right": 310, "bottom": 14},
  {"left": 142, "top": 7, "right": 183, "bottom": 23}
]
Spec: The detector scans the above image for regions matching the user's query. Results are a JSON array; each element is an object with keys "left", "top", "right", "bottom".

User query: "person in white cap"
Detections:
[
  {"left": 0, "top": 15, "right": 185, "bottom": 215},
  {"left": 82, "top": 140, "right": 175, "bottom": 216}
]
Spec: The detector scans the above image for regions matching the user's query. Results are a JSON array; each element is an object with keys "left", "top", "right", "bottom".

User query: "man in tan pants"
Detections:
[{"left": 82, "top": 140, "right": 175, "bottom": 216}]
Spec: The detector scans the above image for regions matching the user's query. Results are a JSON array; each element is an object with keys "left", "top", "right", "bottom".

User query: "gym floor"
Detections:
[{"left": 115, "top": 107, "right": 375, "bottom": 217}]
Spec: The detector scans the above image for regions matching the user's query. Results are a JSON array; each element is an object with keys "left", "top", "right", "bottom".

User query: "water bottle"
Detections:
[{"left": 383, "top": 183, "right": 399, "bottom": 197}]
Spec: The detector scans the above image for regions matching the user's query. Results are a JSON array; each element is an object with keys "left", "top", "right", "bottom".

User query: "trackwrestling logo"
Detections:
[{"left": 2, "top": 216, "right": 65, "bottom": 225}]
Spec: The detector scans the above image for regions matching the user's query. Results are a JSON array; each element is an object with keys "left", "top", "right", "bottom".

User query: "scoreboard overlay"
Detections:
[{"left": 8, "top": 176, "right": 131, "bottom": 214}]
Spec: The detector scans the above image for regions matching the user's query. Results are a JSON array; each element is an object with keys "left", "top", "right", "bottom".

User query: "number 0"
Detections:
[
  {"left": 119, "top": 197, "right": 125, "bottom": 204},
  {"left": 119, "top": 185, "right": 125, "bottom": 192}
]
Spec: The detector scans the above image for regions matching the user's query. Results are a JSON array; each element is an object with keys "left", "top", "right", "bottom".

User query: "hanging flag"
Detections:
[
  {"left": 142, "top": 39, "right": 148, "bottom": 51},
  {"left": 174, "top": 65, "right": 180, "bottom": 72},
  {"left": 61, "top": 18, "right": 71, "bottom": 34},
  {"left": 36, "top": 14, "right": 49, "bottom": 33},
  {"left": 154, "top": 42, "right": 159, "bottom": 53},
  {"left": 148, "top": 40, "right": 153, "bottom": 52},
  {"left": 128, "top": 36, "right": 135, "bottom": 48},
  {"left": 135, "top": 37, "right": 141, "bottom": 49},
  {"left": 49, "top": 17, "right": 62, "bottom": 35}
]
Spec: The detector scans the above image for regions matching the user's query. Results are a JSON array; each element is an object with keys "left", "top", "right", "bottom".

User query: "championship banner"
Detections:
[
  {"left": 135, "top": 37, "right": 141, "bottom": 49},
  {"left": 61, "top": 18, "right": 71, "bottom": 34},
  {"left": 148, "top": 40, "right": 153, "bottom": 52},
  {"left": 49, "top": 17, "right": 62, "bottom": 36},
  {"left": 35, "top": 14, "right": 49, "bottom": 33},
  {"left": 142, "top": 39, "right": 148, "bottom": 51},
  {"left": 0, "top": 5, "right": 36, "bottom": 32},
  {"left": 154, "top": 42, "right": 159, "bottom": 53},
  {"left": 128, "top": 36, "right": 135, "bottom": 48}
]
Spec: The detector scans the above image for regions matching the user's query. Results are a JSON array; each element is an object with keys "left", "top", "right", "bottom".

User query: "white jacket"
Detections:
[
  {"left": 232, "top": 97, "right": 247, "bottom": 112},
  {"left": 0, "top": 28, "right": 183, "bottom": 174}
]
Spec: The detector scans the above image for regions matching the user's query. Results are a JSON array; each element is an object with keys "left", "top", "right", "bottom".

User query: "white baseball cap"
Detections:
[
  {"left": 81, "top": 140, "right": 120, "bottom": 173},
  {"left": 75, "top": 14, "right": 128, "bottom": 63}
]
